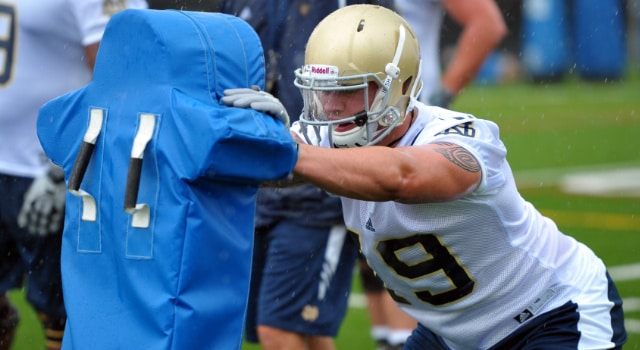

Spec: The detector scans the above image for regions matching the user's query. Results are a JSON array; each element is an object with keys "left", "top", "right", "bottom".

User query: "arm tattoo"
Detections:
[{"left": 432, "top": 142, "right": 481, "bottom": 173}]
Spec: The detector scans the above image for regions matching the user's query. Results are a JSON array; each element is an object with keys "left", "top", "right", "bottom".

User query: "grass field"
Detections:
[{"left": 8, "top": 69, "right": 640, "bottom": 349}]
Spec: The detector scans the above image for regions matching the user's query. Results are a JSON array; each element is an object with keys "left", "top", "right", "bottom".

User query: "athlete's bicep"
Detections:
[{"left": 400, "top": 142, "right": 481, "bottom": 202}]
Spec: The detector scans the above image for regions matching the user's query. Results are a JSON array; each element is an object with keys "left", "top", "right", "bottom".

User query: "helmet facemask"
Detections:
[
  {"left": 295, "top": 67, "right": 404, "bottom": 148},
  {"left": 294, "top": 6, "right": 422, "bottom": 148}
]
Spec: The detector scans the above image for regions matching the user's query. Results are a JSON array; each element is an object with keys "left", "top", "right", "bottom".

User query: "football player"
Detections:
[
  {"left": 223, "top": 5, "right": 627, "bottom": 349},
  {"left": 0, "top": 1, "right": 146, "bottom": 349},
  {"left": 356, "top": 0, "right": 508, "bottom": 348},
  {"left": 219, "top": 1, "right": 363, "bottom": 349},
  {"left": 360, "top": 0, "right": 507, "bottom": 349},
  {"left": 396, "top": 0, "right": 507, "bottom": 107}
]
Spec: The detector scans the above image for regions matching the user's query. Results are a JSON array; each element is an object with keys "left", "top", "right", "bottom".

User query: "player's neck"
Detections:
[{"left": 385, "top": 110, "right": 416, "bottom": 148}]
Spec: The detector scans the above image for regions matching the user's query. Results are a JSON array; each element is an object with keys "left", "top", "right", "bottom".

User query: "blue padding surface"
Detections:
[{"left": 37, "top": 9, "right": 296, "bottom": 349}]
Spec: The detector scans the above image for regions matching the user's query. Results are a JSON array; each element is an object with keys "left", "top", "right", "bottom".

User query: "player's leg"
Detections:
[
  {"left": 0, "top": 293, "right": 19, "bottom": 350},
  {"left": 403, "top": 323, "right": 451, "bottom": 350},
  {"left": 11, "top": 173, "right": 67, "bottom": 350},
  {"left": 245, "top": 224, "right": 272, "bottom": 344},
  {"left": 381, "top": 291, "right": 417, "bottom": 349},
  {"left": 359, "top": 255, "right": 416, "bottom": 350},
  {"left": 254, "top": 218, "right": 316, "bottom": 349},
  {"left": 0, "top": 174, "right": 34, "bottom": 350},
  {"left": 305, "top": 224, "right": 358, "bottom": 350},
  {"left": 306, "top": 335, "right": 337, "bottom": 349},
  {"left": 359, "top": 256, "right": 391, "bottom": 350},
  {"left": 22, "top": 232, "right": 66, "bottom": 350},
  {"left": 255, "top": 220, "right": 357, "bottom": 350},
  {"left": 38, "top": 312, "right": 66, "bottom": 350},
  {"left": 257, "top": 326, "right": 308, "bottom": 350}
]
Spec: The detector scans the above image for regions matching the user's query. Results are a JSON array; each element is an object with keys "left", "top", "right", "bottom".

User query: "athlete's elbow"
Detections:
[{"left": 491, "top": 20, "right": 508, "bottom": 44}]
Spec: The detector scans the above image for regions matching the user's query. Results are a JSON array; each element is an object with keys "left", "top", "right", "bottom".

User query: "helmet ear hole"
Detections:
[
  {"left": 402, "top": 76, "right": 413, "bottom": 95},
  {"left": 370, "top": 87, "right": 386, "bottom": 113}
]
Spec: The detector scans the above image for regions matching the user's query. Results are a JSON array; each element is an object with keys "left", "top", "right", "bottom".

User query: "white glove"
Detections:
[
  {"left": 222, "top": 86, "right": 290, "bottom": 127},
  {"left": 17, "top": 165, "right": 66, "bottom": 236}
]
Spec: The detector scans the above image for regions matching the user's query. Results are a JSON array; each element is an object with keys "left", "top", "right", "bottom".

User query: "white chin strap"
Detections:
[
  {"left": 383, "top": 24, "right": 405, "bottom": 88},
  {"left": 331, "top": 124, "right": 368, "bottom": 148}
]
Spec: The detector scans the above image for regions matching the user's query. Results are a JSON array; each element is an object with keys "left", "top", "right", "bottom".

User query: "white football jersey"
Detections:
[
  {"left": 0, "top": 0, "right": 147, "bottom": 178},
  {"left": 293, "top": 102, "right": 618, "bottom": 349}
]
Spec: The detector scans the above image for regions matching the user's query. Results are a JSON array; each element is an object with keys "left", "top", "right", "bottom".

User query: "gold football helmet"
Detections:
[{"left": 294, "top": 5, "right": 422, "bottom": 148}]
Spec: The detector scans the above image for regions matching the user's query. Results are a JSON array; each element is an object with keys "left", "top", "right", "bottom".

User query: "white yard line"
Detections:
[
  {"left": 515, "top": 162, "right": 640, "bottom": 197},
  {"left": 609, "top": 263, "right": 640, "bottom": 282},
  {"left": 561, "top": 168, "right": 640, "bottom": 197},
  {"left": 626, "top": 318, "right": 640, "bottom": 335},
  {"left": 623, "top": 298, "right": 640, "bottom": 312}
]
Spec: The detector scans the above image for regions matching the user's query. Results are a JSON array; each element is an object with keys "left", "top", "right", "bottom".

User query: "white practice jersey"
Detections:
[
  {"left": 0, "top": 0, "right": 147, "bottom": 178},
  {"left": 293, "top": 101, "right": 618, "bottom": 349},
  {"left": 395, "top": 0, "right": 444, "bottom": 101}
]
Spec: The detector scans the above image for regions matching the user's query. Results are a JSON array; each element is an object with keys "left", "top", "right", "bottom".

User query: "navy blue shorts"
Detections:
[
  {"left": 404, "top": 275, "right": 626, "bottom": 350},
  {"left": 245, "top": 220, "right": 358, "bottom": 342},
  {"left": 0, "top": 174, "right": 66, "bottom": 318}
]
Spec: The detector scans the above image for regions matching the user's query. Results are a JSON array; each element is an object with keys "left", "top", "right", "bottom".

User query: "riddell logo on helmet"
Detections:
[
  {"left": 311, "top": 66, "right": 331, "bottom": 74},
  {"left": 305, "top": 65, "right": 337, "bottom": 76}
]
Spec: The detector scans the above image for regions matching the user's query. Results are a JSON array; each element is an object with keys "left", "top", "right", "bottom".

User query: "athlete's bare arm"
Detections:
[
  {"left": 293, "top": 141, "right": 481, "bottom": 204},
  {"left": 440, "top": 0, "right": 507, "bottom": 94}
]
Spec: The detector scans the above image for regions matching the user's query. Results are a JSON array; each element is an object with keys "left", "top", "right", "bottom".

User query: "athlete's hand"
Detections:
[
  {"left": 222, "top": 86, "right": 290, "bottom": 127},
  {"left": 17, "top": 165, "right": 66, "bottom": 236},
  {"left": 428, "top": 87, "right": 456, "bottom": 108}
]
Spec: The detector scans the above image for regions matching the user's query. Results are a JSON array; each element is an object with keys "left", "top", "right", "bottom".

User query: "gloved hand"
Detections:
[
  {"left": 17, "top": 165, "right": 66, "bottom": 236},
  {"left": 222, "top": 86, "right": 290, "bottom": 127},
  {"left": 428, "top": 86, "right": 456, "bottom": 108}
]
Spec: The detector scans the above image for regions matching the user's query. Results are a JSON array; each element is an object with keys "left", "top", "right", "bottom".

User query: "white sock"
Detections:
[
  {"left": 387, "top": 329, "right": 413, "bottom": 346},
  {"left": 370, "top": 325, "right": 390, "bottom": 342}
]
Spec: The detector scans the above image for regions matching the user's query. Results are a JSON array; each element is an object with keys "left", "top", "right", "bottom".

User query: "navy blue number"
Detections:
[
  {"left": 0, "top": 4, "right": 16, "bottom": 85},
  {"left": 377, "top": 234, "right": 475, "bottom": 306}
]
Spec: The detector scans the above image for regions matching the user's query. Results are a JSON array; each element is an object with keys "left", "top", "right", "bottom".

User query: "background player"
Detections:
[
  {"left": 396, "top": 0, "right": 507, "bottom": 107},
  {"left": 0, "top": 1, "right": 146, "bottom": 349}
]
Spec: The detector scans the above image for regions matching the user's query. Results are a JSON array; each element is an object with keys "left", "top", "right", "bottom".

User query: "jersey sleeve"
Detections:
[
  {"left": 449, "top": 119, "right": 508, "bottom": 193},
  {"left": 71, "top": 0, "right": 148, "bottom": 46},
  {"left": 415, "top": 108, "right": 508, "bottom": 193}
]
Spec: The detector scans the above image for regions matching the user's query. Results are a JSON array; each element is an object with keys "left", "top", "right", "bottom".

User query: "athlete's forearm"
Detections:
[
  {"left": 294, "top": 143, "right": 425, "bottom": 203},
  {"left": 442, "top": 23, "right": 505, "bottom": 93},
  {"left": 441, "top": 0, "right": 507, "bottom": 93},
  {"left": 294, "top": 142, "right": 482, "bottom": 204}
]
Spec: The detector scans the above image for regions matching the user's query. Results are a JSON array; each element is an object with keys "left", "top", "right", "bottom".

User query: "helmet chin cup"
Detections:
[{"left": 331, "top": 124, "right": 368, "bottom": 148}]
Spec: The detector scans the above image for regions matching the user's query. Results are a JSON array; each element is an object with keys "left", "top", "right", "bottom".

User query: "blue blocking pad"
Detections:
[{"left": 37, "top": 9, "right": 296, "bottom": 350}]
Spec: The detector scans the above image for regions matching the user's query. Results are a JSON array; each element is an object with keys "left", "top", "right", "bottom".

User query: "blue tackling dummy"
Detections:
[{"left": 36, "top": 9, "right": 297, "bottom": 349}]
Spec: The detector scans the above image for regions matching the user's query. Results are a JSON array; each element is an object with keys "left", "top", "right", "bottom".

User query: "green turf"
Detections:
[
  {"left": 7, "top": 290, "right": 45, "bottom": 349},
  {"left": 9, "top": 70, "right": 640, "bottom": 349}
]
